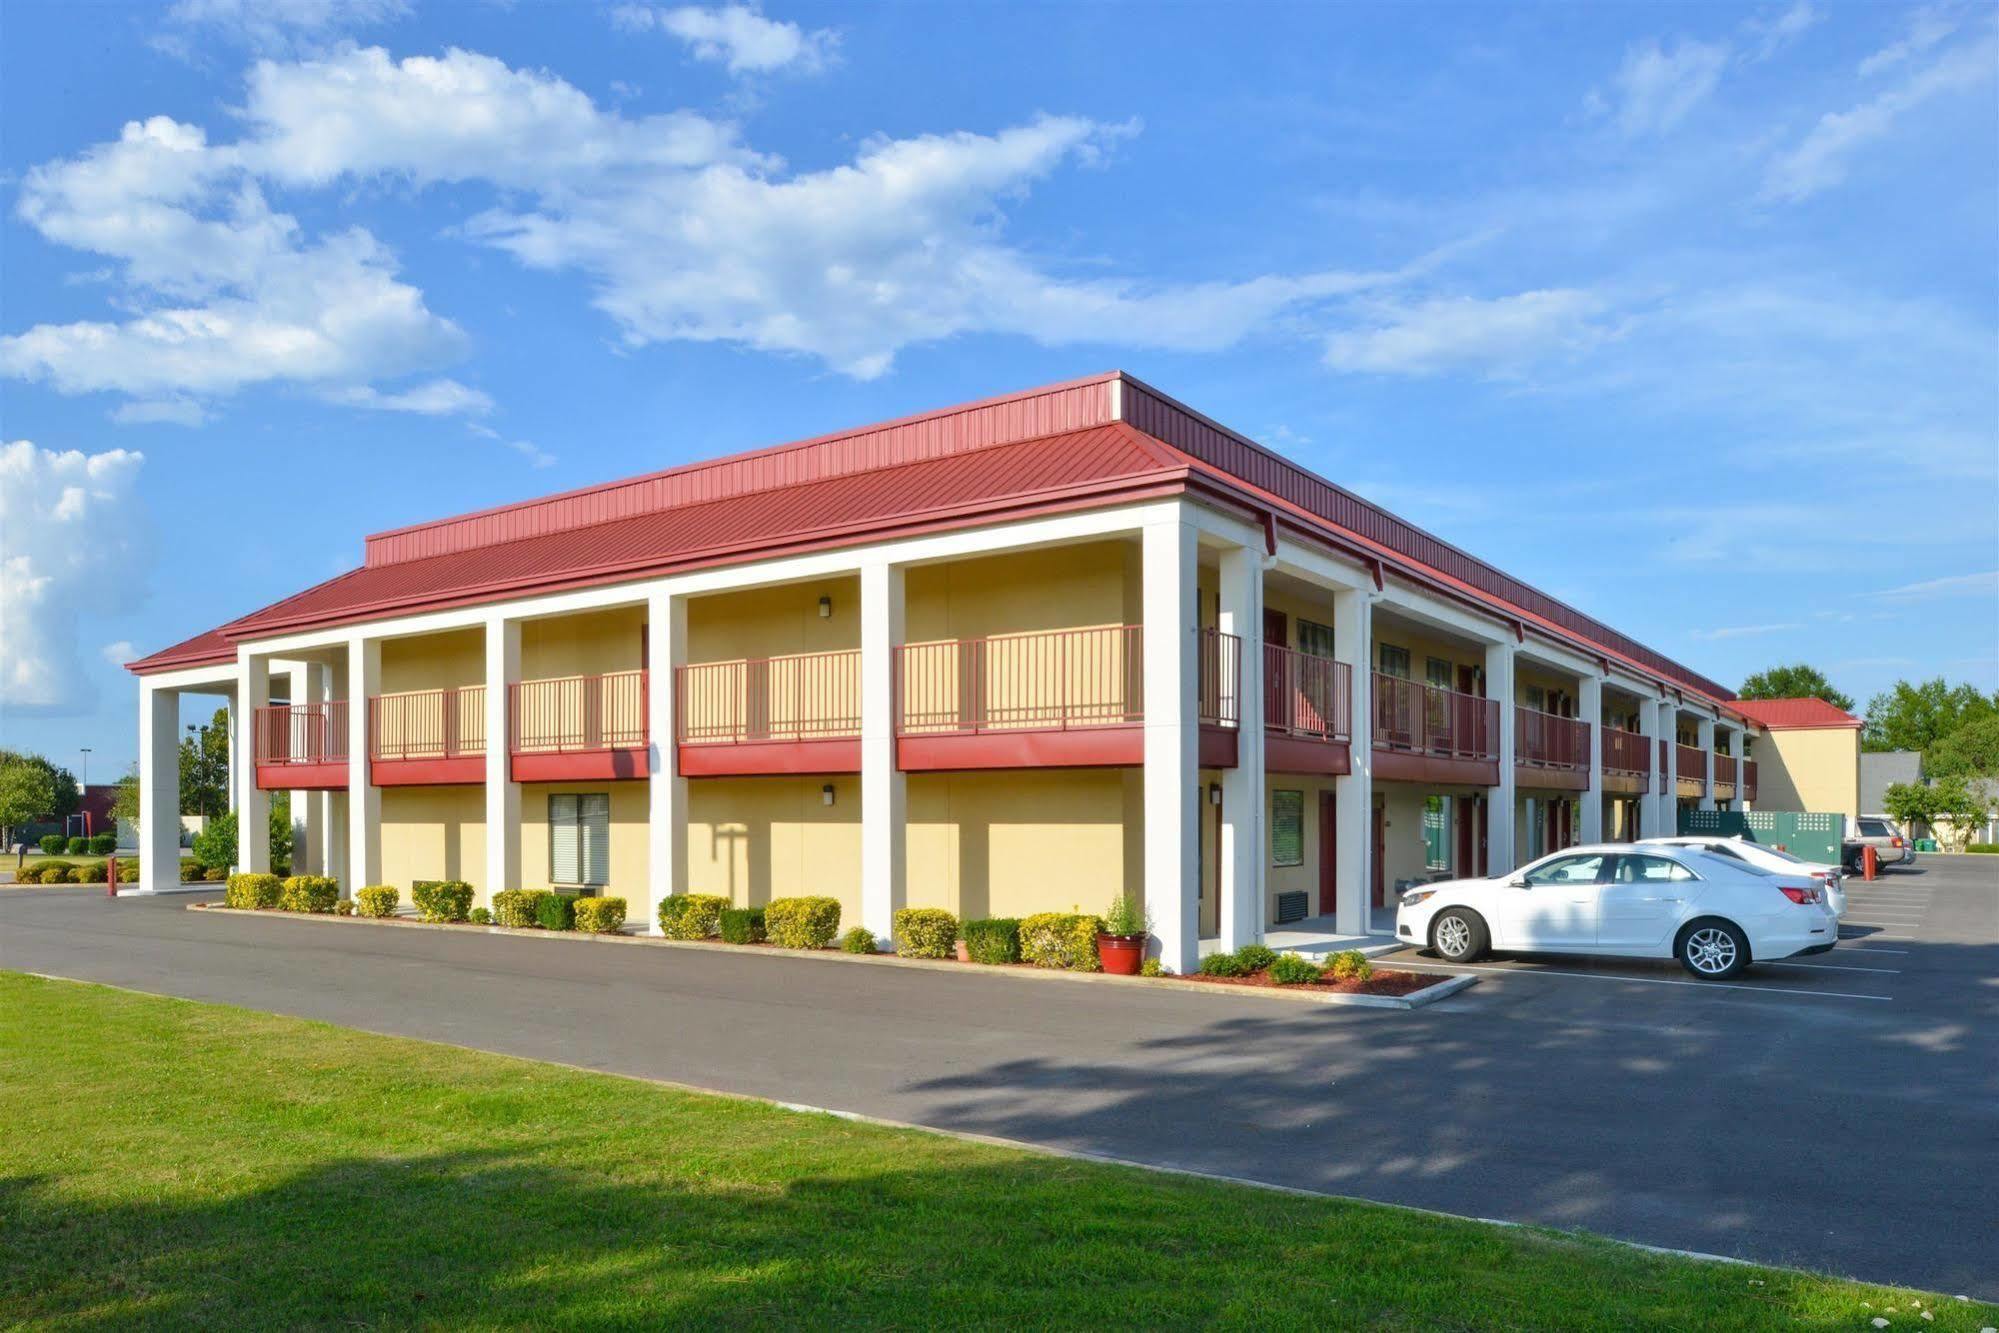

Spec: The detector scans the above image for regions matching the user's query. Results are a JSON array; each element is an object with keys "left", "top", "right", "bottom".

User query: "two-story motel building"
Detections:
[{"left": 128, "top": 372, "right": 1763, "bottom": 971}]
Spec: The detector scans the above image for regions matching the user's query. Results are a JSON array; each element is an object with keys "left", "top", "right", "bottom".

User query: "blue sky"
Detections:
[{"left": 3, "top": 0, "right": 1994, "bottom": 779}]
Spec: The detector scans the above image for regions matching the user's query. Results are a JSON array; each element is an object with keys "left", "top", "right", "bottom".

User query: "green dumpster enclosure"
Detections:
[{"left": 1678, "top": 809, "right": 1845, "bottom": 866}]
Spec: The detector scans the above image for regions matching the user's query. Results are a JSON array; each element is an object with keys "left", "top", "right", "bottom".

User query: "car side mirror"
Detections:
[{"left": 1506, "top": 877, "right": 1529, "bottom": 889}]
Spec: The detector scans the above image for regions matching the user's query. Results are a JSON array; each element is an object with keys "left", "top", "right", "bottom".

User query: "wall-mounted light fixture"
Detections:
[
  {"left": 1208, "top": 783, "right": 1222, "bottom": 805},
  {"left": 821, "top": 783, "right": 836, "bottom": 806},
  {"left": 818, "top": 595, "right": 833, "bottom": 618}
]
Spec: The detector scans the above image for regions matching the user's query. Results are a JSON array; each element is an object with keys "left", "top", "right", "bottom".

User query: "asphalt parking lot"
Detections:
[{"left": 2, "top": 854, "right": 1994, "bottom": 1297}]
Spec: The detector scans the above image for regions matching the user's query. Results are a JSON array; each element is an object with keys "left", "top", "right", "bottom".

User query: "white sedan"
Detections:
[
  {"left": 1395, "top": 843, "right": 1835, "bottom": 979},
  {"left": 1638, "top": 835, "right": 1846, "bottom": 919}
]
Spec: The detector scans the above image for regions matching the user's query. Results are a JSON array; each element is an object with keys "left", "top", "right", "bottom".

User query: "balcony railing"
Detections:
[
  {"left": 1372, "top": 675, "right": 1499, "bottom": 760},
  {"left": 1676, "top": 742, "right": 1707, "bottom": 783},
  {"left": 1601, "top": 728, "right": 1650, "bottom": 781},
  {"left": 1265, "top": 644, "right": 1350, "bottom": 742},
  {"left": 677, "top": 650, "right": 861, "bottom": 744},
  {"left": 370, "top": 685, "right": 485, "bottom": 761},
  {"left": 1197, "top": 628, "right": 1241, "bottom": 729},
  {"left": 1714, "top": 752, "right": 1738, "bottom": 787},
  {"left": 1515, "top": 706, "right": 1588, "bottom": 771},
  {"left": 510, "top": 670, "right": 648, "bottom": 754},
  {"left": 898, "top": 626, "right": 1143, "bottom": 735},
  {"left": 254, "top": 701, "right": 349, "bottom": 766}
]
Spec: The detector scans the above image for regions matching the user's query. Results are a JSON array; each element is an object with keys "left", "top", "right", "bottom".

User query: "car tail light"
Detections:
[
  {"left": 1891, "top": 837, "right": 1904, "bottom": 848},
  {"left": 1778, "top": 883, "right": 1820, "bottom": 905}
]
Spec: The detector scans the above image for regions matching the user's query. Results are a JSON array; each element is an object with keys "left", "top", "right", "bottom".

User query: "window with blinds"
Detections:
[
  {"left": 1296, "top": 618, "right": 1336, "bottom": 659},
  {"left": 549, "top": 793, "right": 610, "bottom": 887}
]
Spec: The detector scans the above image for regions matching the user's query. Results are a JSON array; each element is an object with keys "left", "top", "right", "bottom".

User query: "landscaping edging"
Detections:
[{"left": 183, "top": 903, "right": 1477, "bottom": 1010}]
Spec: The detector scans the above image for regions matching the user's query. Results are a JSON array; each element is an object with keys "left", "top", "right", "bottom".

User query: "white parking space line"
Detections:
[
  {"left": 1767, "top": 960, "right": 1901, "bottom": 974},
  {"left": 1390, "top": 961, "right": 1891, "bottom": 1001},
  {"left": 1839, "top": 946, "right": 1909, "bottom": 954}
]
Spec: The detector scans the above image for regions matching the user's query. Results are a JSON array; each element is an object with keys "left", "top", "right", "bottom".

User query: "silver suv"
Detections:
[{"left": 1844, "top": 816, "right": 1913, "bottom": 872}]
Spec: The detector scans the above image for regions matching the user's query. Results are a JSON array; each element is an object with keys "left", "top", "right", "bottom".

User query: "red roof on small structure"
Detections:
[
  {"left": 1730, "top": 698, "right": 1864, "bottom": 730},
  {"left": 126, "top": 371, "right": 1751, "bottom": 719}
]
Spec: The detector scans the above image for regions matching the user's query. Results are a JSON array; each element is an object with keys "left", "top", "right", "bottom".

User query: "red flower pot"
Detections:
[{"left": 1096, "top": 932, "right": 1147, "bottom": 975}]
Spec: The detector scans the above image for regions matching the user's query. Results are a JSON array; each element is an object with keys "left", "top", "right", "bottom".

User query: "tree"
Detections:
[
  {"left": 1924, "top": 715, "right": 1999, "bottom": 780},
  {"left": 1884, "top": 777, "right": 1997, "bottom": 852},
  {"left": 1879, "top": 781, "right": 1935, "bottom": 829},
  {"left": 111, "top": 766, "right": 142, "bottom": 828},
  {"left": 179, "top": 707, "right": 230, "bottom": 817},
  {"left": 1862, "top": 679, "right": 1999, "bottom": 753},
  {"left": 1738, "top": 664, "right": 1855, "bottom": 714},
  {"left": 0, "top": 758, "right": 59, "bottom": 850},
  {"left": 186, "top": 800, "right": 294, "bottom": 874}
]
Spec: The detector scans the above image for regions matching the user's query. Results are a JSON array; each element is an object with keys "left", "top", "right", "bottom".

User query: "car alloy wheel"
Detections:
[
  {"left": 1436, "top": 914, "right": 1473, "bottom": 959},
  {"left": 1683, "top": 926, "right": 1738, "bottom": 976}
]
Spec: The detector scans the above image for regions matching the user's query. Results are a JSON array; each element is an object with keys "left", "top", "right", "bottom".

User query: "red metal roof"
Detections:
[
  {"left": 125, "top": 625, "right": 236, "bottom": 674},
  {"left": 126, "top": 372, "right": 1750, "bottom": 719},
  {"left": 1730, "top": 697, "right": 1864, "bottom": 730}
]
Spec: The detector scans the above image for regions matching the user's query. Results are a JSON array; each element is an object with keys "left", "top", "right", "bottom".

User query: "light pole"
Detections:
[{"left": 78, "top": 748, "right": 92, "bottom": 837}]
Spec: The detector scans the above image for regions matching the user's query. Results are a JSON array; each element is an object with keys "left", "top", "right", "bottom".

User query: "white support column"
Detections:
[
  {"left": 1732, "top": 731, "right": 1750, "bottom": 811},
  {"left": 138, "top": 680, "right": 181, "bottom": 892},
  {"left": 1656, "top": 700, "right": 1679, "bottom": 836},
  {"left": 346, "top": 636, "right": 381, "bottom": 891},
  {"left": 236, "top": 654, "right": 271, "bottom": 874},
  {"left": 284, "top": 662, "right": 322, "bottom": 875},
  {"left": 1143, "top": 514, "right": 1200, "bottom": 973},
  {"left": 1484, "top": 640, "right": 1518, "bottom": 873},
  {"left": 1696, "top": 714, "right": 1717, "bottom": 811},
  {"left": 1216, "top": 545, "right": 1264, "bottom": 950},
  {"left": 1636, "top": 696, "right": 1662, "bottom": 840},
  {"left": 860, "top": 560, "right": 906, "bottom": 943},
  {"left": 1332, "top": 587, "right": 1373, "bottom": 936},
  {"left": 484, "top": 615, "right": 521, "bottom": 906},
  {"left": 1579, "top": 673, "right": 1604, "bottom": 843},
  {"left": 646, "top": 590, "right": 688, "bottom": 935}
]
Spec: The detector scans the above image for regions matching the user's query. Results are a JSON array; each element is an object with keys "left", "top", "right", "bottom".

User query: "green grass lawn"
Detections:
[{"left": 1, "top": 973, "right": 1989, "bottom": 1330}]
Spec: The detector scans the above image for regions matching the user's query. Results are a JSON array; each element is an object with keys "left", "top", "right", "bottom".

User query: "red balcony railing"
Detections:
[
  {"left": 510, "top": 670, "right": 648, "bottom": 754},
  {"left": 1372, "top": 675, "right": 1499, "bottom": 760},
  {"left": 1714, "top": 752, "right": 1738, "bottom": 787},
  {"left": 1743, "top": 759, "right": 1758, "bottom": 801},
  {"left": 370, "top": 685, "right": 485, "bottom": 761},
  {"left": 898, "top": 626, "right": 1143, "bottom": 735},
  {"left": 254, "top": 701, "right": 349, "bottom": 765},
  {"left": 1676, "top": 743, "right": 1707, "bottom": 783},
  {"left": 1265, "top": 644, "right": 1350, "bottom": 742},
  {"left": 676, "top": 650, "right": 861, "bottom": 744},
  {"left": 1601, "top": 728, "right": 1651, "bottom": 785},
  {"left": 1197, "top": 628, "right": 1241, "bottom": 729},
  {"left": 1515, "top": 706, "right": 1588, "bottom": 771}
]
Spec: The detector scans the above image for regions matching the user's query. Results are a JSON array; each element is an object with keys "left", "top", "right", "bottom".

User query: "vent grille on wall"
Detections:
[{"left": 1275, "top": 891, "right": 1309, "bottom": 925}]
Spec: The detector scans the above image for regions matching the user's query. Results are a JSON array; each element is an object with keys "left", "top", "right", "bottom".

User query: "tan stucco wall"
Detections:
[
  {"left": 381, "top": 628, "right": 483, "bottom": 694},
  {"left": 522, "top": 605, "right": 647, "bottom": 680},
  {"left": 378, "top": 784, "right": 487, "bottom": 899},
  {"left": 1372, "top": 623, "right": 1484, "bottom": 686},
  {"left": 1264, "top": 775, "right": 1340, "bottom": 920},
  {"left": 905, "top": 539, "right": 1139, "bottom": 641},
  {"left": 684, "top": 775, "right": 861, "bottom": 925},
  {"left": 905, "top": 767, "right": 1143, "bottom": 923},
  {"left": 517, "top": 780, "right": 650, "bottom": 902},
  {"left": 687, "top": 577, "right": 860, "bottom": 663},
  {"left": 1756, "top": 728, "right": 1861, "bottom": 821}
]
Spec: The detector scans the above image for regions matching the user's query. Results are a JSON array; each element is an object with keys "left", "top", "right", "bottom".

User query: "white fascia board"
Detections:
[
  {"left": 232, "top": 501, "right": 1179, "bottom": 657},
  {"left": 1269, "top": 537, "right": 1371, "bottom": 593},
  {"left": 1376, "top": 576, "right": 1512, "bottom": 647},
  {"left": 1514, "top": 635, "right": 1600, "bottom": 681},
  {"left": 137, "top": 662, "right": 241, "bottom": 693}
]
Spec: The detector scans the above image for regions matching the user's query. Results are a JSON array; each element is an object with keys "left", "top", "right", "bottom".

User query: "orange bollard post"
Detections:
[
  {"left": 1862, "top": 844, "right": 1878, "bottom": 881},
  {"left": 106, "top": 854, "right": 118, "bottom": 897}
]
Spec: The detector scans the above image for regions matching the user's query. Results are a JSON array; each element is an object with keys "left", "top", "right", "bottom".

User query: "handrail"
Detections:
[
  {"left": 1197, "top": 628, "right": 1241, "bottom": 729},
  {"left": 1371, "top": 674, "right": 1499, "bottom": 760},
  {"left": 1515, "top": 705, "right": 1588, "bottom": 770},
  {"left": 1676, "top": 742, "right": 1708, "bottom": 783},
  {"left": 510, "top": 670, "right": 648, "bottom": 753},
  {"left": 1264, "top": 644, "right": 1350, "bottom": 742},
  {"left": 253, "top": 701, "right": 349, "bottom": 765},
  {"left": 897, "top": 626, "right": 1143, "bottom": 735},
  {"left": 1601, "top": 727, "right": 1650, "bottom": 776},
  {"left": 370, "top": 685, "right": 486, "bottom": 761},
  {"left": 1714, "top": 752, "right": 1738, "bottom": 786},
  {"left": 676, "top": 649, "right": 861, "bottom": 744}
]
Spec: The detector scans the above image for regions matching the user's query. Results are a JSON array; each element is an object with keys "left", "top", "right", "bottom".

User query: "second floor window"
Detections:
[{"left": 1378, "top": 644, "right": 1410, "bottom": 679}]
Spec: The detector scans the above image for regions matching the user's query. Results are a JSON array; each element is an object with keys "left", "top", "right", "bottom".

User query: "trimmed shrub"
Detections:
[
  {"left": 1019, "top": 912, "right": 1102, "bottom": 972},
  {"left": 573, "top": 896, "right": 627, "bottom": 934},
  {"left": 203, "top": 866, "right": 228, "bottom": 882},
  {"left": 766, "top": 896, "right": 842, "bottom": 949},
  {"left": 1327, "top": 950, "right": 1373, "bottom": 983},
  {"left": 69, "top": 863, "right": 107, "bottom": 884},
  {"left": 335, "top": 900, "right": 355, "bottom": 916},
  {"left": 1140, "top": 957, "right": 1164, "bottom": 977},
  {"left": 88, "top": 832, "right": 117, "bottom": 855},
  {"left": 961, "top": 917, "right": 1021, "bottom": 965},
  {"left": 190, "top": 812, "right": 237, "bottom": 872},
  {"left": 115, "top": 858, "right": 139, "bottom": 881},
  {"left": 38, "top": 834, "right": 65, "bottom": 855},
  {"left": 536, "top": 893, "right": 576, "bottom": 932},
  {"left": 355, "top": 885, "right": 400, "bottom": 918},
  {"left": 1268, "top": 953, "right": 1321, "bottom": 986},
  {"left": 657, "top": 893, "right": 729, "bottom": 940},
  {"left": 18, "top": 862, "right": 66, "bottom": 883},
  {"left": 1967, "top": 843, "right": 1998, "bottom": 854},
  {"left": 469, "top": 907, "right": 492, "bottom": 924},
  {"left": 66, "top": 836, "right": 88, "bottom": 855},
  {"left": 225, "top": 872, "right": 283, "bottom": 910},
  {"left": 838, "top": 926, "right": 878, "bottom": 954},
  {"left": 411, "top": 880, "right": 474, "bottom": 923},
  {"left": 1198, "top": 951, "right": 1251, "bottom": 978},
  {"left": 718, "top": 906, "right": 766, "bottom": 944},
  {"left": 491, "top": 888, "right": 548, "bottom": 929},
  {"left": 180, "top": 860, "right": 206, "bottom": 883},
  {"left": 1235, "top": 944, "right": 1278, "bottom": 972},
  {"left": 278, "top": 875, "right": 339, "bottom": 913},
  {"left": 892, "top": 907, "right": 958, "bottom": 959}
]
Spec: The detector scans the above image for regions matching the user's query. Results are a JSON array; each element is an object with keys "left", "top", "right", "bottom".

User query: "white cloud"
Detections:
[
  {"left": 0, "top": 442, "right": 148, "bottom": 714},
  {"left": 161, "top": 0, "right": 408, "bottom": 52},
  {"left": 1764, "top": 26, "right": 1997, "bottom": 201},
  {"left": 613, "top": 4, "right": 836, "bottom": 75},
  {"left": 503, "top": 439, "right": 558, "bottom": 469},
  {"left": 1690, "top": 621, "right": 1805, "bottom": 641},
  {"left": 1743, "top": 2, "right": 1820, "bottom": 62},
  {"left": 1857, "top": 8, "right": 1957, "bottom": 77},
  {"left": 111, "top": 398, "right": 207, "bottom": 427},
  {"left": 1323, "top": 289, "right": 1613, "bottom": 378},
  {"left": 1604, "top": 38, "right": 1730, "bottom": 136},
  {"left": 326, "top": 378, "right": 494, "bottom": 416},
  {"left": 101, "top": 641, "right": 136, "bottom": 667},
  {"left": 1864, "top": 570, "right": 1999, "bottom": 601}
]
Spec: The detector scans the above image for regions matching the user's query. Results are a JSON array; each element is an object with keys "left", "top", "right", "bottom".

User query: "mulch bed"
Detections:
[{"left": 1167, "top": 967, "right": 1435, "bottom": 997}]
